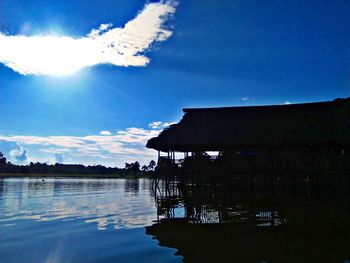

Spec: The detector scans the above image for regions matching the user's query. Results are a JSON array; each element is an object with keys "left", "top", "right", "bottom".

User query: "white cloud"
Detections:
[
  {"left": 240, "top": 97, "right": 255, "bottom": 101},
  {"left": 0, "top": 1, "right": 177, "bottom": 76},
  {"left": 0, "top": 124, "right": 165, "bottom": 167},
  {"left": 161, "top": 122, "right": 176, "bottom": 127},
  {"left": 38, "top": 148, "right": 71, "bottom": 154},
  {"left": 100, "top": 130, "right": 112, "bottom": 136},
  {"left": 9, "top": 146, "right": 28, "bottom": 162},
  {"left": 149, "top": 121, "right": 162, "bottom": 129},
  {"left": 148, "top": 121, "right": 176, "bottom": 129}
]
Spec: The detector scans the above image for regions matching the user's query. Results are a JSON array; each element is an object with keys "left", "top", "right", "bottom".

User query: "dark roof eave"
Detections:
[{"left": 183, "top": 97, "right": 349, "bottom": 113}]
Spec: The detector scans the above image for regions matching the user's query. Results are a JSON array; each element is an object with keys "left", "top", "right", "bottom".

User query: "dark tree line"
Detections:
[{"left": 0, "top": 151, "right": 156, "bottom": 177}]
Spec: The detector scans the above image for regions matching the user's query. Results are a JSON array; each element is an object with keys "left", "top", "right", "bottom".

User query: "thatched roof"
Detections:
[{"left": 146, "top": 98, "right": 350, "bottom": 152}]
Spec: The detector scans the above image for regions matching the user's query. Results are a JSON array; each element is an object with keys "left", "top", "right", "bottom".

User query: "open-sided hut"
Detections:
[{"left": 146, "top": 98, "right": 350, "bottom": 172}]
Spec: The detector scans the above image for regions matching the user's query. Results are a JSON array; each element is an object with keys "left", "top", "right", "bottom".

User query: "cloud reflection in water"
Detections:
[{"left": 0, "top": 178, "right": 156, "bottom": 230}]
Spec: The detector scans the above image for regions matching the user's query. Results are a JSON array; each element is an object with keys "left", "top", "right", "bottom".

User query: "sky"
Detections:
[{"left": 0, "top": 0, "right": 349, "bottom": 167}]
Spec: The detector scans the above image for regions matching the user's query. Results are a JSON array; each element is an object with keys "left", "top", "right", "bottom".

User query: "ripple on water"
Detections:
[{"left": 0, "top": 178, "right": 157, "bottom": 230}]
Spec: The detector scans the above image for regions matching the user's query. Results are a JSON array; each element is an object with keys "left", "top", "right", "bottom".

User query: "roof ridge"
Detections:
[{"left": 182, "top": 97, "right": 350, "bottom": 112}]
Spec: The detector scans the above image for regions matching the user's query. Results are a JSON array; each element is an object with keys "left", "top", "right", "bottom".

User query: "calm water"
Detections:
[
  {"left": 1, "top": 177, "right": 350, "bottom": 262},
  {"left": 0, "top": 178, "right": 180, "bottom": 263}
]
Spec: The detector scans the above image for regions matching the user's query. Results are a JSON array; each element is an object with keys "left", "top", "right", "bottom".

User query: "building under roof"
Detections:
[{"left": 146, "top": 98, "right": 350, "bottom": 153}]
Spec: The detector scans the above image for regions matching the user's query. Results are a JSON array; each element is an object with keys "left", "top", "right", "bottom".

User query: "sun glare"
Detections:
[
  {"left": 40, "top": 39, "right": 85, "bottom": 76},
  {"left": 2, "top": 35, "right": 100, "bottom": 76}
]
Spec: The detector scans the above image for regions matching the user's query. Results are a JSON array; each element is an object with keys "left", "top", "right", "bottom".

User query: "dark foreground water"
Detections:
[{"left": 1, "top": 177, "right": 350, "bottom": 262}]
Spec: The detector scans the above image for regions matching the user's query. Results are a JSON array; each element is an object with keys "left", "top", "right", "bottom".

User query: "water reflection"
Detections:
[
  {"left": 0, "top": 177, "right": 155, "bottom": 230},
  {"left": 0, "top": 177, "right": 182, "bottom": 263},
  {"left": 146, "top": 179, "right": 350, "bottom": 262},
  {"left": 2, "top": 176, "right": 350, "bottom": 262},
  {"left": 124, "top": 178, "right": 140, "bottom": 196}
]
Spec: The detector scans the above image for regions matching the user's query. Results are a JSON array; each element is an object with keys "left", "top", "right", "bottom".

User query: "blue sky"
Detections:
[{"left": 0, "top": 0, "right": 349, "bottom": 167}]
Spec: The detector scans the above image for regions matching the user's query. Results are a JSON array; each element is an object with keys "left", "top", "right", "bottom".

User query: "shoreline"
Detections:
[{"left": 0, "top": 173, "right": 153, "bottom": 179}]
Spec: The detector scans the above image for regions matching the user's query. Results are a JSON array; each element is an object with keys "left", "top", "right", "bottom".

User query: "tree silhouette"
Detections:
[
  {"left": 148, "top": 160, "right": 156, "bottom": 171},
  {"left": 125, "top": 161, "right": 141, "bottom": 175},
  {"left": 0, "top": 149, "right": 153, "bottom": 177},
  {"left": 141, "top": 165, "right": 149, "bottom": 172},
  {"left": 0, "top": 151, "right": 6, "bottom": 165}
]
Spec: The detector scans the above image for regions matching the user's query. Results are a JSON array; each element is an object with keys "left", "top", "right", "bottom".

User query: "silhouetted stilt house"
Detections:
[{"left": 147, "top": 98, "right": 350, "bottom": 178}]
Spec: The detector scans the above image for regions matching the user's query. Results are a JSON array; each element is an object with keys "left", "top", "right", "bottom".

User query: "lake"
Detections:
[
  {"left": 1, "top": 177, "right": 350, "bottom": 262},
  {"left": 0, "top": 178, "right": 180, "bottom": 263}
]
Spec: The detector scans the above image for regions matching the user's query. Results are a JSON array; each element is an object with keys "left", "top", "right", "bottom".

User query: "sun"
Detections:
[{"left": 17, "top": 35, "right": 94, "bottom": 76}]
